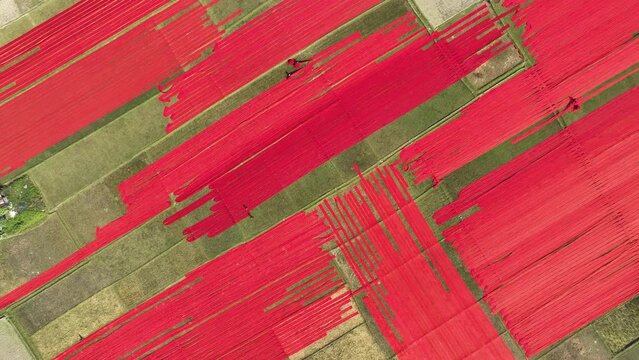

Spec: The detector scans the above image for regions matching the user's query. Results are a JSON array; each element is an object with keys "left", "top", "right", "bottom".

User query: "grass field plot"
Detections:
[{"left": 0, "top": 215, "right": 76, "bottom": 297}]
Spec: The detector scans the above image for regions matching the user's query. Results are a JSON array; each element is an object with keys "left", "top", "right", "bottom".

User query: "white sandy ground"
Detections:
[
  {"left": 413, "top": 0, "right": 479, "bottom": 28},
  {"left": 0, "top": 317, "right": 33, "bottom": 360},
  {"left": 0, "top": 0, "right": 21, "bottom": 26}
]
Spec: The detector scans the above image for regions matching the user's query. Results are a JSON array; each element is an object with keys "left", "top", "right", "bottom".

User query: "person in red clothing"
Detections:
[
  {"left": 567, "top": 96, "right": 581, "bottom": 111},
  {"left": 243, "top": 204, "right": 253, "bottom": 218},
  {"left": 287, "top": 58, "right": 310, "bottom": 68},
  {"left": 285, "top": 58, "right": 311, "bottom": 79}
]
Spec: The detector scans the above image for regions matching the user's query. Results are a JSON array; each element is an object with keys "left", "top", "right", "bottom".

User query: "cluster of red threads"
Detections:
[
  {"left": 55, "top": 212, "right": 355, "bottom": 359},
  {"left": 434, "top": 86, "right": 639, "bottom": 355},
  {"left": 0, "top": 0, "right": 226, "bottom": 175},
  {"left": 401, "top": 0, "right": 639, "bottom": 183},
  {"left": 320, "top": 165, "right": 513, "bottom": 359}
]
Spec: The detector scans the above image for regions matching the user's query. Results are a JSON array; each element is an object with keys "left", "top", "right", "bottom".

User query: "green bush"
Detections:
[
  {"left": 1, "top": 210, "right": 47, "bottom": 235},
  {"left": 4, "top": 176, "right": 45, "bottom": 211},
  {"left": 0, "top": 176, "right": 47, "bottom": 236}
]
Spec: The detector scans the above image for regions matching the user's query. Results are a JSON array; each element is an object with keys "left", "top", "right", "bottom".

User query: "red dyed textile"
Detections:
[
  {"left": 0, "top": 7, "right": 511, "bottom": 310},
  {"left": 0, "top": 0, "right": 172, "bottom": 101},
  {"left": 320, "top": 166, "right": 513, "bottom": 360},
  {"left": 56, "top": 212, "right": 354, "bottom": 359},
  {"left": 401, "top": 0, "right": 639, "bottom": 184},
  {"left": 0, "top": 0, "right": 222, "bottom": 175},
  {"left": 128, "top": 8, "right": 510, "bottom": 243},
  {"left": 437, "top": 86, "right": 639, "bottom": 355},
  {"left": 159, "top": 0, "right": 384, "bottom": 131}
]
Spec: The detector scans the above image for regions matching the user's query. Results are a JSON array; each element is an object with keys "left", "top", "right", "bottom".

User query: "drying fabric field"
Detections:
[{"left": 0, "top": 0, "right": 637, "bottom": 359}]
